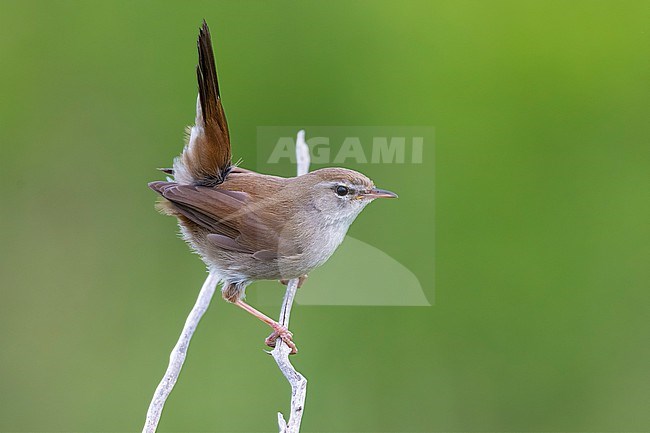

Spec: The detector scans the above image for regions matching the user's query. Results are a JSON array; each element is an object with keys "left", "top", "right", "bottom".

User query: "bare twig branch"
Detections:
[
  {"left": 272, "top": 278, "right": 307, "bottom": 433},
  {"left": 271, "top": 129, "right": 310, "bottom": 433},
  {"left": 142, "top": 271, "right": 220, "bottom": 433},
  {"left": 295, "top": 130, "right": 310, "bottom": 176}
]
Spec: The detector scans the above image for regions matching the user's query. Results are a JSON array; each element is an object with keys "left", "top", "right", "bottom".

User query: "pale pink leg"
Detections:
[{"left": 233, "top": 300, "right": 297, "bottom": 354}]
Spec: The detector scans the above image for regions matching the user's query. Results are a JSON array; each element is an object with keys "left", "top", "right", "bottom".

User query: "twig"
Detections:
[
  {"left": 272, "top": 278, "right": 307, "bottom": 433},
  {"left": 295, "top": 130, "right": 310, "bottom": 176},
  {"left": 142, "top": 271, "right": 220, "bottom": 433},
  {"left": 271, "top": 129, "right": 310, "bottom": 433}
]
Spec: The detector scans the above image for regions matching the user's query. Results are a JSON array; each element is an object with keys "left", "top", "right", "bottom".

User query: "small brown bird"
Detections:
[{"left": 149, "top": 21, "right": 397, "bottom": 353}]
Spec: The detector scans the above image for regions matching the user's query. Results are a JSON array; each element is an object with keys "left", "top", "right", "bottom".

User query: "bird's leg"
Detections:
[
  {"left": 279, "top": 274, "right": 308, "bottom": 288},
  {"left": 232, "top": 299, "right": 297, "bottom": 354}
]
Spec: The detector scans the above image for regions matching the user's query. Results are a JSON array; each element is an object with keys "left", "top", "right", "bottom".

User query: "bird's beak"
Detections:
[{"left": 363, "top": 188, "right": 398, "bottom": 199}]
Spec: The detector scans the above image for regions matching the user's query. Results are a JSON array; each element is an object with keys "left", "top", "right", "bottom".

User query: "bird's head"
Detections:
[{"left": 299, "top": 167, "right": 398, "bottom": 224}]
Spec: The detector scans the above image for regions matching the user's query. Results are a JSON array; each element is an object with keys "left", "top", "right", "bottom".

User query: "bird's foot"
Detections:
[
  {"left": 279, "top": 274, "right": 308, "bottom": 288},
  {"left": 265, "top": 323, "right": 298, "bottom": 354}
]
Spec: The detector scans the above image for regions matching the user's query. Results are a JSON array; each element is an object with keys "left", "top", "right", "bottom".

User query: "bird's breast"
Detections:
[{"left": 279, "top": 217, "right": 351, "bottom": 274}]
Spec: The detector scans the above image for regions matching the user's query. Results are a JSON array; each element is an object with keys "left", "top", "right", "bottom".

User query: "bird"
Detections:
[{"left": 149, "top": 21, "right": 397, "bottom": 353}]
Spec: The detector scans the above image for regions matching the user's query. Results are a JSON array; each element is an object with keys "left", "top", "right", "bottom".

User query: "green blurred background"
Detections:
[{"left": 1, "top": 0, "right": 649, "bottom": 431}]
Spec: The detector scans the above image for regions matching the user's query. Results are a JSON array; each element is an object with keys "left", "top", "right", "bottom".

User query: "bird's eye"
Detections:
[{"left": 335, "top": 185, "right": 349, "bottom": 196}]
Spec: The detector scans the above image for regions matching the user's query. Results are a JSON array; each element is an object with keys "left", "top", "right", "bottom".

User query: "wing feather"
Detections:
[{"left": 148, "top": 181, "right": 296, "bottom": 258}]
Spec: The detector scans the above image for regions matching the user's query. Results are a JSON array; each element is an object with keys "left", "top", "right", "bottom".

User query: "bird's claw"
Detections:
[{"left": 265, "top": 324, "right": 298, "bottom": 354}]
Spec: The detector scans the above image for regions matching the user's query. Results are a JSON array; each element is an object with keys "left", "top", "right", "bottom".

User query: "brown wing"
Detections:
[
  {"left": 148, "top": 181, "right": 298, "bottom": 258},
  {"left": 177, "top": 21, "right": 231, "bottom": 186}
]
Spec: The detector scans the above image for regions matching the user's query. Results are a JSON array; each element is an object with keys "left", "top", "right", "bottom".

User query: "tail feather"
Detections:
[{"left": 174, "top": 20, "right": 232, "bottom": 186}]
